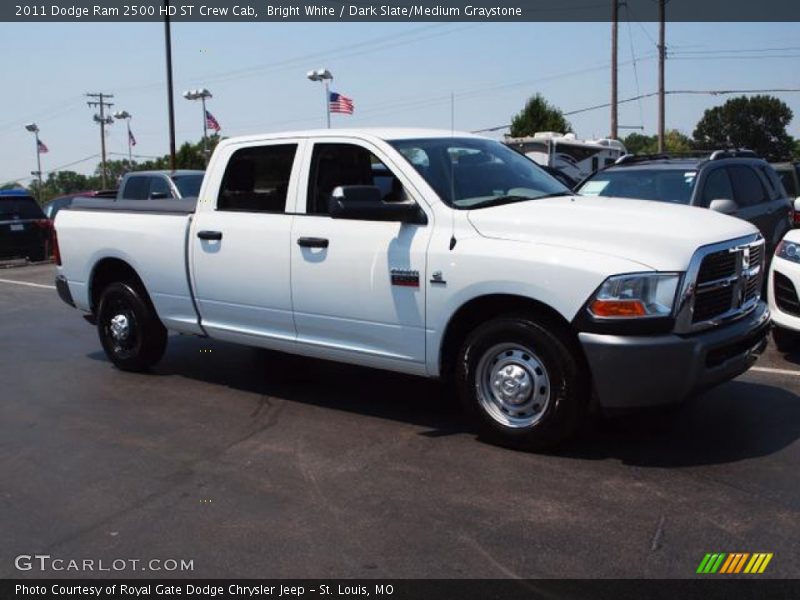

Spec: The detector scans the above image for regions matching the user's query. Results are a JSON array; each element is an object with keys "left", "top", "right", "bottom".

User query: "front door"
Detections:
[{"left": 290, "top": 140, "right": 431, "bottom": 369}]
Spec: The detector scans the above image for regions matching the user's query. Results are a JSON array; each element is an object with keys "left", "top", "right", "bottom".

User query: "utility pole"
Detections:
[
  {"left": 86, "top": 93, "right": 114, "bottom": 189},
  {"left": 610, "top": 0, "right": 618, "bottom": 140},
  {"left": 164, "top": 0, "right": 177, "bottom": 170},
  {"left": 657, "top": 0, "right": 666, "bottom": 152}
]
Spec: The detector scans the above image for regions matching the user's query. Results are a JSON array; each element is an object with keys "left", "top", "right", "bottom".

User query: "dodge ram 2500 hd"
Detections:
[{"left": 54, "top": 129, "right": 770, "bottom": 449}]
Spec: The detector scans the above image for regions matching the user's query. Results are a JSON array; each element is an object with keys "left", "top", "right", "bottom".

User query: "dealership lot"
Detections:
[{"left": 1, "top": 263, "right": 799, "bottom": 579}]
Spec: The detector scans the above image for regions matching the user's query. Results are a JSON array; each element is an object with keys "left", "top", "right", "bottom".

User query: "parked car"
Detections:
[
  {"left": 576, "top": 151, "right": 793, "bottom": 258},
  {"left": 117, "top": 170, "right": 204, "bottom": 200},
  {"left": 771, "top": 161, "right": 800, "bottom": 227},
  {"left": 768, "top": 230, "right": 800, "bottom": 351},
  {"left": 54, "top": 129, "right": 769, "bottom": 450},
  {"left": 43, "top": 190, "right": 116, "bottom": 220},
  {"left": 0, "top": 189, "right": 49, "bottom": 262}
]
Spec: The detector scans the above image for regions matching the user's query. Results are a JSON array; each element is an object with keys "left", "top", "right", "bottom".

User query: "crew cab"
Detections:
[{"left": 54, "top": 129, "right": 770, "bottom": 449}]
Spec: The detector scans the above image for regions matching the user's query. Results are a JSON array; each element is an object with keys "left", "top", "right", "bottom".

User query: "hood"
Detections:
[{"left": 467, "top": 195, "right": 759, "bottom": 271}]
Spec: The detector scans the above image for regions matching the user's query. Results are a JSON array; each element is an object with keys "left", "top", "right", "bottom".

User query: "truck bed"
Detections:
[{"left": 55, "top": 199, "right": 203, "bottom": 335}]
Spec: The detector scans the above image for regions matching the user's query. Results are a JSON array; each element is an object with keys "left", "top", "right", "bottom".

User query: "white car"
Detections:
[
  {"left": 53, "top": 128, "right": 770, "bottom": 450},
  {"left": 768, "top": 229, "right": 800, "bottom": 350}
]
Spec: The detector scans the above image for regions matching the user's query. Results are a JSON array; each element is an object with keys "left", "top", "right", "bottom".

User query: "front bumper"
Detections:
[{"left": 579, "top": 301, "right": 770, "bottom": 409}]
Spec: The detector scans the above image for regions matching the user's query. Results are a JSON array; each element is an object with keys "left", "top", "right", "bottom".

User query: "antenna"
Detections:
[{"left": 449, "top": 91, "right": 457, "bottom": 251}]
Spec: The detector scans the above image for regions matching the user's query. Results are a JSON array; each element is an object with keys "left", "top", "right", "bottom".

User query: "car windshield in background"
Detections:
[
  {"left": 172, "top": 174, "right": 204, "bottom": 197},
  {"left": 389, "top": 137, "right": 570, "bottom": 209},
  {"left": 579, "top": 168, "right": 697, "bottom": 205},
  {"left": 0, "top": 197, "right": 46, "bottom": 220}
]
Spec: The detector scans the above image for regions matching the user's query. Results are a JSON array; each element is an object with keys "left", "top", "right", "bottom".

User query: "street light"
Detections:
[
  {"left": 24, "top": 123, "right": 43, "bottom": 203},
  {"left": 113, "top": 111, "right": 133, "bottom": 164},
  {"left": 306, "top": 68, "right": 333, "bottom": 128},
  {"left": 183, "top": 88, "right": 213, "bottom": 161}
]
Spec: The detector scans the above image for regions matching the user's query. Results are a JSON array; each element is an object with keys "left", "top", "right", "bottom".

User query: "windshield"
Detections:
[
  {"left": 389, "top": 137, "right": 570, "bottom": 209},
  {"left": 578, "top": 168, "right": 697, "bottom": 205},
  {"left": 0, "top": 197, "right": 46, "bottom": 220},
  {"left": 172, "top": 174, "right": 204, "bottom": 198}
]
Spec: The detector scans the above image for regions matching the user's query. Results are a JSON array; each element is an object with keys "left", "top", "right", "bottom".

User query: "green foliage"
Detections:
[
  {"left": 693, "top": 95, "right": 795, "bottom": 161},
  {"left": 622, "top": 130, "right": 694, "bottom": 155},
  {"left": 510, "top": 94, "right": 571, "bottom": 138}
]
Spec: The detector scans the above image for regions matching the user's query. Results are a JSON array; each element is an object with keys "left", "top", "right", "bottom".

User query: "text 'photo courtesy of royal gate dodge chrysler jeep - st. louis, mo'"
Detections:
[{"left": 52, "top": 129, "right": 770, "bottom": 450}]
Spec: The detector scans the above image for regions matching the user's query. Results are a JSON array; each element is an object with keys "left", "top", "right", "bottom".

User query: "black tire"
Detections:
[
  {"left": 96, "top": 282, "right": 167, "bottom": 372},
  {"left": 772, "top": 326, "right": 800, "bottom": 353},
  {"left": 455, "top": 315, "right": 589, "bottom": 451}
]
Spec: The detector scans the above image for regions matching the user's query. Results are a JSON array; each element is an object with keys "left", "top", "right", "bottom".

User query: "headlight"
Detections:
[
  {"left": 589, "top": 273, "right": 681, "bottom": 319},
  {"left": 776, "top": 240, "right": 800, "bottom": 263}
]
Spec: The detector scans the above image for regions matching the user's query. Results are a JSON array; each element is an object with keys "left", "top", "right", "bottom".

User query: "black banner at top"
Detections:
[{"left": 3, "top": 0, "right": 800, "bottom": 22}]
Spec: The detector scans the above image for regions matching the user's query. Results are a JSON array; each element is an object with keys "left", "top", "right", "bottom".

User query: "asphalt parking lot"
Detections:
[{"left": 1, "top": 262, "right": 799, "bottom": 579}]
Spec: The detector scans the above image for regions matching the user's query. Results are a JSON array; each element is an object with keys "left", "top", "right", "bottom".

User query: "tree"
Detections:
[
  {"left": 693, "top": 95, "right": 795, "bottom": 161},
  {"left": 510, "top": 94, "right": 571, "bottom": 138},
  {"left": 622, "top": 130, "right": 694, "bottom": 155}
]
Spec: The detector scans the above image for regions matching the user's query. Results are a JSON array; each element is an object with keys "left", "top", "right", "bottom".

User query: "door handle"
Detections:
[
  {"left": 197, "top": 230, "right": 223, "bottom": 241},
  {"left": 297, "top": 237, "right": 329, "bottom": 248}
]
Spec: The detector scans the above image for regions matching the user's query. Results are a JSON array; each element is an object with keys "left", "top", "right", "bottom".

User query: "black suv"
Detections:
[
  {"left": 0, "top": 189, "right": 49, "bottom": 262},
  {"left": 577, "top": 151, "right": 793, "bottom": 257}
]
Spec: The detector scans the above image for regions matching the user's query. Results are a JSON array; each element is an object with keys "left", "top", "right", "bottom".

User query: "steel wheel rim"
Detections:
[
  {"left": 475, "top": 343, "right": 551, "bottom": 428},
  {"left": 104, "top": 297, "right": 139, "bottom": 358}
]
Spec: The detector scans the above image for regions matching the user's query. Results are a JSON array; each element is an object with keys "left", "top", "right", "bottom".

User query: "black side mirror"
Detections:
[{"left": 328, "top": 185, "right": 424, "bottom": 223}]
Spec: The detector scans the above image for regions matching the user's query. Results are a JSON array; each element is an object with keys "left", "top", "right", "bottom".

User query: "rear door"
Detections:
[
  {"left": 190, "top": 139, "right": 303, "bottom": 342},
  {"left": 727, "top": 165, "right": 778, "bottom": 251}
]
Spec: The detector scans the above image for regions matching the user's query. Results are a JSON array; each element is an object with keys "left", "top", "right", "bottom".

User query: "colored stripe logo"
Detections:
[{"left": 697, "top": 553, "right": 773, "bottom": 574}]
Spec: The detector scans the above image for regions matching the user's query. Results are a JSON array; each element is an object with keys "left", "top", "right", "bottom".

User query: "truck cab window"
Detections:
[
  {"left": 149, "top": 176, "right": 171, "bottom": 199},
  {"left": 124, "top": 176, "right": 150, "bottom": 200},
  {"left": 218, "top": 144, "right": 297, "bottom": 213},
  {"left": 308, "top": 143, "right": 406, "bottom": 215}
]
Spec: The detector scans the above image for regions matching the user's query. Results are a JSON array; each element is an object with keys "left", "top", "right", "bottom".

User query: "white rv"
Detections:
[{"left": 505, "top": 132, "right": 626, "bottom": 182}]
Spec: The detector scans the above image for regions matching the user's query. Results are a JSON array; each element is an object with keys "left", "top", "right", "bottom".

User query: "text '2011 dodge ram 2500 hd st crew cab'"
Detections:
[{"left": 54, "top": 129, "right": 770, "bottom": 449}]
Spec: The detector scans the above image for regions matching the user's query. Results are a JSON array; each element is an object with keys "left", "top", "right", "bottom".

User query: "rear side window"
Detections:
[
  {"left": 701, "top": 168, "right": 734, "bottom": 205},
  {"left": 728, "top": 166, "right": 768, "bottom": 207},
  {"left": 149, "top": 176, "right": 171, "bottom": 199},
  {"left": 218, "top": 144, "right": 297, "bottom": 213},
  {"left": 759, "top": 165, "right": 787, "bottom": 199},
  {"left": 777, "top": 169, "right": 798, "bottom": 197},
  {"left": 0, "top": 197, "right": 45, "bottom": 220},
  {"left": 123, "top": 176, "right": 151, "bottom": 200}
]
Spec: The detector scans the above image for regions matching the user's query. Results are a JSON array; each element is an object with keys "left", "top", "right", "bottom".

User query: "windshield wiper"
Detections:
[{"left": 467, "top": 192, "right": 572, "bottom": 209}]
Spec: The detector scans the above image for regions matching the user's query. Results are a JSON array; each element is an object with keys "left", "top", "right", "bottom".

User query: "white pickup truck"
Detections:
[{"left": 54, "top": 128, "right": 770, "bottom": 449}]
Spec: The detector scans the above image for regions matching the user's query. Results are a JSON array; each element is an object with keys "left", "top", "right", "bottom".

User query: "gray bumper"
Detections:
[{"left": 579, "top": 302, "right": 770, "bottom": 409}]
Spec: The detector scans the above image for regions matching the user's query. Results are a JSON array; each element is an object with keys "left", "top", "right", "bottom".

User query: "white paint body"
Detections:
[
  {"left": 56, "top": 128, "right": 759, "bottom": 379},
  {"left": 768, "top": 229, "right": 800, "bottom": 332}
]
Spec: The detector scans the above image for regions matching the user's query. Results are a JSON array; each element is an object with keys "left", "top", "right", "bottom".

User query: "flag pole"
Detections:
[
  {"left": 127, "top": 118, "right": 133, "bottom": 164},
  {"left": 201, "top": 96, "right": 208, "bottom": 160},
  {"left": 324, "top": 79, "right": 331, "bottom": 129},
  {"left": 34, "top": 131, "right": 43, "bottom": 203}
]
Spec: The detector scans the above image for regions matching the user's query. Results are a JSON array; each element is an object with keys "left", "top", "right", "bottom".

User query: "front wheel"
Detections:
[
  {"left": 456, "top": 316, "right": 588, "bottom": 451},
  {"left": 97, "top": 282, "right": 167, "bottom": 372}
]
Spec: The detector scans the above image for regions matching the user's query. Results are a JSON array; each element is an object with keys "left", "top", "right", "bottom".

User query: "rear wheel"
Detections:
[
  {"left": 97, "top": 282, "right": 167, "bottom": 371},
  {"left": 772, "top": 325, "right": 800, "bottom": 353},
  {"left": 455, "top": 315, "right": 588, "bottom": 451}
]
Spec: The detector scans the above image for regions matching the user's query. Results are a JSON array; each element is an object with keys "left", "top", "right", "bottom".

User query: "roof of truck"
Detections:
[{"left": 220, "top": 128, "right": 485, "bottom": 146}]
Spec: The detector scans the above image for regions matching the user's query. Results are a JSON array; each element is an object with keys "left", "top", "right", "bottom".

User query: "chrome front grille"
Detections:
[{"left": 675, "top": 234, "right": 765, "bottom": 333}]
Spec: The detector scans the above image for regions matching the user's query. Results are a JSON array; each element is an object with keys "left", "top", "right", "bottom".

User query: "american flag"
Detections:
[
  {"left": 128, "top": 129, "right": 137, "bottom": 147},
  {"left": 37, "top": 139, "right": 49, "bottom": 154},
  {"left": 329, "top": 92, "right": 354, "bottom": 115},
  {"left": 206, "top": 110, "right": 221, "bottom": 132}
]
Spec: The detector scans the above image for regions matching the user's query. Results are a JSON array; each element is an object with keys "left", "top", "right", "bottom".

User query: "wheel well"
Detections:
[
  {"left": 439, "top": 294, "right": 583, "bottom": 380},
  {"left": 89, "top": 258, "right": 146, "bottom": 313}
]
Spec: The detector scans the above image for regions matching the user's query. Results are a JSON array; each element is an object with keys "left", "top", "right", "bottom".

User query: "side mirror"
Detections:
[
  {"left": 328, "top": 185, "right": 424, "bottom": 223},
  {"left": 709, "top": 198, "right": 739, "bottom": 215},
  {"left": 149, "top": 191, "right": 170, "bottom": 200}
]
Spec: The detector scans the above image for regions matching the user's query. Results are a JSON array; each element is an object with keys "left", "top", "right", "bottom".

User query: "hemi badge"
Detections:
[{"left": 391, "top": 269, "right": 419, "bottom": 288}]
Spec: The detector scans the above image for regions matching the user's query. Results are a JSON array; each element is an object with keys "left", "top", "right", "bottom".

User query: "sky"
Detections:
[{"left": 0, "top": 20, "right": 798, "bottom": 184}]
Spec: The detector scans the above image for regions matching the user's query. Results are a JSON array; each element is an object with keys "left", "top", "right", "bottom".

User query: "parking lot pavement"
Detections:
[{"left": 1, "top": 263, "right": 799, "bottom": 579}]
